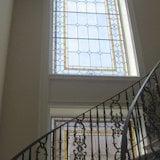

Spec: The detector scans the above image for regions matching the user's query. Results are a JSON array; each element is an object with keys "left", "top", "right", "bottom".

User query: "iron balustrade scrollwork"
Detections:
[
  {"left": 36, "top": 137, "right": 48, "bottom": 160},
  {"left": 73, "top": 114, "right": 87, "bottom": 160},
  {"left": 11, "top": 60, "right": 160, "bottom": 160},
  {"left": 121, "top": 60, "right": 160, "bottom": 160},
  {"left": 110, "top": 95, "right": 125, "bottom": 160}
]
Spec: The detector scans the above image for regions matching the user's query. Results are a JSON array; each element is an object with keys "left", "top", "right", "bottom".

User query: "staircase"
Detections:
[{"left": 11, "top": 61, "right": 160, "bottom": 160}]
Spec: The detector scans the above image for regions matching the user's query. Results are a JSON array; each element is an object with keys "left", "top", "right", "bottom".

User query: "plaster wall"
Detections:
[
  {"left": 132, "top": 0, "right": 160, "bottom": 71},
  {"left": 0, "top": 0, "right": 44, "bottom": 159},
  {"left": 0, "top": 0, "right": 13, "bottom": 121}
]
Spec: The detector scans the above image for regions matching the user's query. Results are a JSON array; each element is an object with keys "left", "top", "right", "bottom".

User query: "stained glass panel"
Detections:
[{"left": 52, "top": 0, "right": 129, "bottom": 76}]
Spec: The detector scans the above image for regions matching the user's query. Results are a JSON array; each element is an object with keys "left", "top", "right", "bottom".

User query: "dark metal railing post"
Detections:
[
  {"left": 66, "top": 122, "right": 69, "bottom": 160},
  {"left": 154, "top": 72, "right": 160, "bottom": 97},
  {"left": 89, "top": 110, "right": 94, "bottom": 160},
  {"left": 96, "top": 107, "right": 101, "bottom": 160},
  {"left": 52, "top": 132, "right": 55, "bottom": 160},
  {"left": 22, "top": 153, "right": 24, "bottom": 160},
  {"left": 103, "top": 103, "right": 108, "bottom": 160},
  {"left": 125, "top": 90, "right": 135, "bottom": 159},
  {"left": 29, "top": 148, "right": 32, "bottom": 160},
  {"left": 121, "top": 133, "right": 128, "bottom": 160},
  {"left": 59, "top": 127, "right": 62, "bottom": 160}
]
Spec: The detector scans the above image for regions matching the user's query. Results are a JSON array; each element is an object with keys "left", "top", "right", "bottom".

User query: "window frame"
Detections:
[{"left": 48, "top": 0, "right": 145, "bottom": 79}]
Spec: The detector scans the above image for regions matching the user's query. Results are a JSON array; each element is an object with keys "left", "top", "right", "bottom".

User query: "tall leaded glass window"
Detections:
[{"left": 51, "top": 0, "right": 139, "bottom": 76}]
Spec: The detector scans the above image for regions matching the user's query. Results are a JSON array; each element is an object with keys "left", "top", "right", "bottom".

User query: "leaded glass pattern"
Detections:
[{"left": 52, "top": 0, "right": 129, "bottom": 76}]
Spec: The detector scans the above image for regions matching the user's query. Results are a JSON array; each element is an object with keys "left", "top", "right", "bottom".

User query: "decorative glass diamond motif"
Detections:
[{"left": 52, "top": 0, "right": 129, "bottom": 76}]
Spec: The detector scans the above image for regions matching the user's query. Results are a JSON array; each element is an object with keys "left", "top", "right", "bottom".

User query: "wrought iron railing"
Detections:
[
  {"left": 121, "top": 60, "right": 160, "bottom": 160},
  {"left": 11, "top": 61, "right": 160, "bottom": 160}
]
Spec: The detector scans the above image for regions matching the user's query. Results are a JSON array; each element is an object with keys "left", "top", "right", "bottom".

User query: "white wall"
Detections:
[
  {"left": 132, "top": 0, "right": 160, "bottom": 71},
  {"left": 0, "top": 0, "right": 13, "bottom": 121},
  {"left": 0, "top": 0, "right": 49, "bottom": 159}
]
